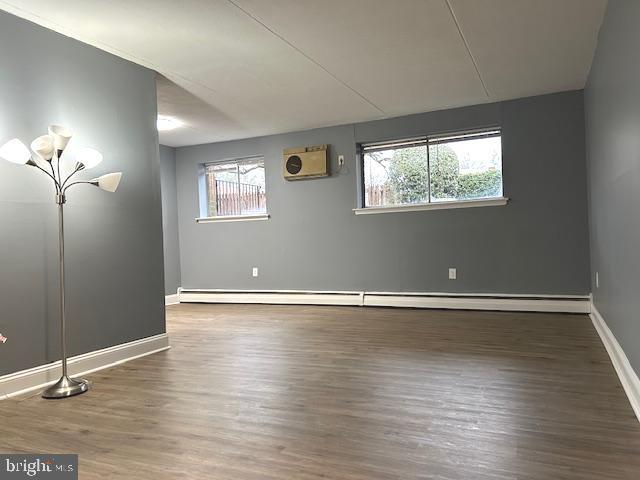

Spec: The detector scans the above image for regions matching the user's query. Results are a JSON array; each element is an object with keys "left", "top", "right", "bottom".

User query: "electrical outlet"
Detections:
[
  {"left": 338, "top": 155, "right": 345, "bottom": 166},
  {"left": 595, "top": 271, "right": 599, "bottom": 288},
  {"left": 252, "top": 267, "right": 259, "bottom": 278},
  {"left": 448, "top": 268, "right": 457, "bottom": 280}
]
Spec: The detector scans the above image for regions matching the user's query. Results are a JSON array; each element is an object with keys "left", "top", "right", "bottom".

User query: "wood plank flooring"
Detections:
[{"left": 1, "top": 304, "right": 639, "bottom": 479}]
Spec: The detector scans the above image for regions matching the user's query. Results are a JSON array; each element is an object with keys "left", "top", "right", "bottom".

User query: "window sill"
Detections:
[
  {"left": 353, "top": 197, "right": 509, "bottom": 215},
  {"left": 196, "top": 214, "right": 270, "bottom": 224}
]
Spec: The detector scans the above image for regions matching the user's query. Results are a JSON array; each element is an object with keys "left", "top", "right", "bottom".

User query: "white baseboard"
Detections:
[
  {"left": 590, "top": 302, "right": 640, "bottom": 423},
  {"left": 0, "top": 333, "right": 170, "bottom": 400},
  {"left": 179, "top": 290, "right": 364, "bottom": 306},
  {"left": 165, "top": 293, "right": 180, "bottom": 305},
  {"left": 364, "top": 293, "right": 589, "bottom": 313},
  {"left": 178, "top": 289, "right": 590, "bottom": 313}
]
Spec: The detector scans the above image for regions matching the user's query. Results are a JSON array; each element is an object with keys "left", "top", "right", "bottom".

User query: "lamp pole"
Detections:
[
  {"left": 41, "top": 191, "right": 91, "bottom": 398},
  {"left": 0, "top": 126, "right": 122, "bottom": 399},
  {"left": 57, "top": 194, "right": 66, "bottom": 380}
]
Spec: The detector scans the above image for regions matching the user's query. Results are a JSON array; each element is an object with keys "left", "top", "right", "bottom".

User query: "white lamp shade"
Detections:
[
  {"left": 48, "top": 124, "right": 72, "bottom": 151},
  {"left": 30, "top": 135, "right": 55, "bottom": 161},
  {"left": 77, "top": 148, "right": 103, "bottom": 169},
  {"left": 0, "top": 139, "right": 31, "bottom": 164},
  {"left": 93, "top": 172, "right": 122, "bottom": 192}
]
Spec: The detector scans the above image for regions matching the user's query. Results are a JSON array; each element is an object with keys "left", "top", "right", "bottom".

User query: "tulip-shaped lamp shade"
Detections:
[
  {"left": 92, "top": 172, "right": 122, "bottom": 192},
  {"left": 31, "top": 135, "right": 55, "bottom": 161},
  {"left": 48, "top": 125, "right": 72, "bottom": 151},
  {"left": 0, "top": 139, "right": 31, "bottom": 164},
  {"left": 77, "top": 148, "right": 103, "bottom": 170}
]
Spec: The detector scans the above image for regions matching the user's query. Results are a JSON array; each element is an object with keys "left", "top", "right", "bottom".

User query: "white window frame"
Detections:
[
  {"left": 355, "top": 127, "right": 508, "bottom": 215},
  {"left": 196, "top": 156, "right": 269, "bottom": 223}
]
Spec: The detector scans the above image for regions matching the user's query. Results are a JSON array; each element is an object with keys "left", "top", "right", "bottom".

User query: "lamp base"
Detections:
[{"left": 42, "top": 375, "right": 90, "bottom": 399}]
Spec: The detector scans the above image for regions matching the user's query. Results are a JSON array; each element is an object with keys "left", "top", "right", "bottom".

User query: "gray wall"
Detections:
[
  {"left": 176, "top": 91, "right": 590, "bottom": 295},
  {"left": 585, "top": 0, "right": 640, "bottom": 371},
  {"left": 0, "top": 12, "right": 165, "bottom": 376},
  {"left": 159, "top": 145, "right": 181, "bottom": 295}
]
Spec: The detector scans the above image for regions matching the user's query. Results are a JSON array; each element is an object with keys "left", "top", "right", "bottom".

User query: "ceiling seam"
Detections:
[
  {"left": 444, "top": 0, "right": 490, "bottom": 98},
  {"left": 0, "top": 1, "right": 270, "bottom": 118},
  {"left": 226, "top": 0, "right": 387, "bottom": 116}
]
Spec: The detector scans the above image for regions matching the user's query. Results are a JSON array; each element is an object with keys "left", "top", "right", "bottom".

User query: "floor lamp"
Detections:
[{"left": 0, "top": 126, "right": 122, "bottom": 399}]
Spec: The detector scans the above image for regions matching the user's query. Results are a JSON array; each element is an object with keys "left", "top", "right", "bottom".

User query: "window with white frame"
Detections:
[
  {"left": 204, "top": 157, "right": 267, "bottom": 217},
  {"left": 362, "top": 129, "right": 503, "bottom": 208}
]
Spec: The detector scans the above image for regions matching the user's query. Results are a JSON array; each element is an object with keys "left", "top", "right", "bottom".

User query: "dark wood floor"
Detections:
[{"left": 1, "top": 304, "right": 639, "bottom": 479}]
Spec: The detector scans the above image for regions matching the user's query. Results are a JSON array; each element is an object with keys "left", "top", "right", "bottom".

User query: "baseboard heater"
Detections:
[
  {"left": 177, "top": 289, "right": 590, "bottom": 314},
  {"left": 179, "top": 289, "right": 364, "bottom": 306}
]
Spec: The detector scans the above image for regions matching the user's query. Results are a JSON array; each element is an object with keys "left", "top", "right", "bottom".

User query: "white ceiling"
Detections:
[{"left": 0, "top": 0, "right": 607, "bottom": 147}]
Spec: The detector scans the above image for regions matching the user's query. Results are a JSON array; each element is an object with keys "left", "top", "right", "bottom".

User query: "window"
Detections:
[
  {"left": 204, "top": 157, "right": 267, "bottom": 218},
  {"left": 362, "top": 129, "right": 503, "bottom": 209}
]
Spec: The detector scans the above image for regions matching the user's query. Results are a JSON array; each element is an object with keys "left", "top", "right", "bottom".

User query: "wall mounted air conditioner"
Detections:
[{"left": 283, "top": 145, "right": 328, "bottom": 180}]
